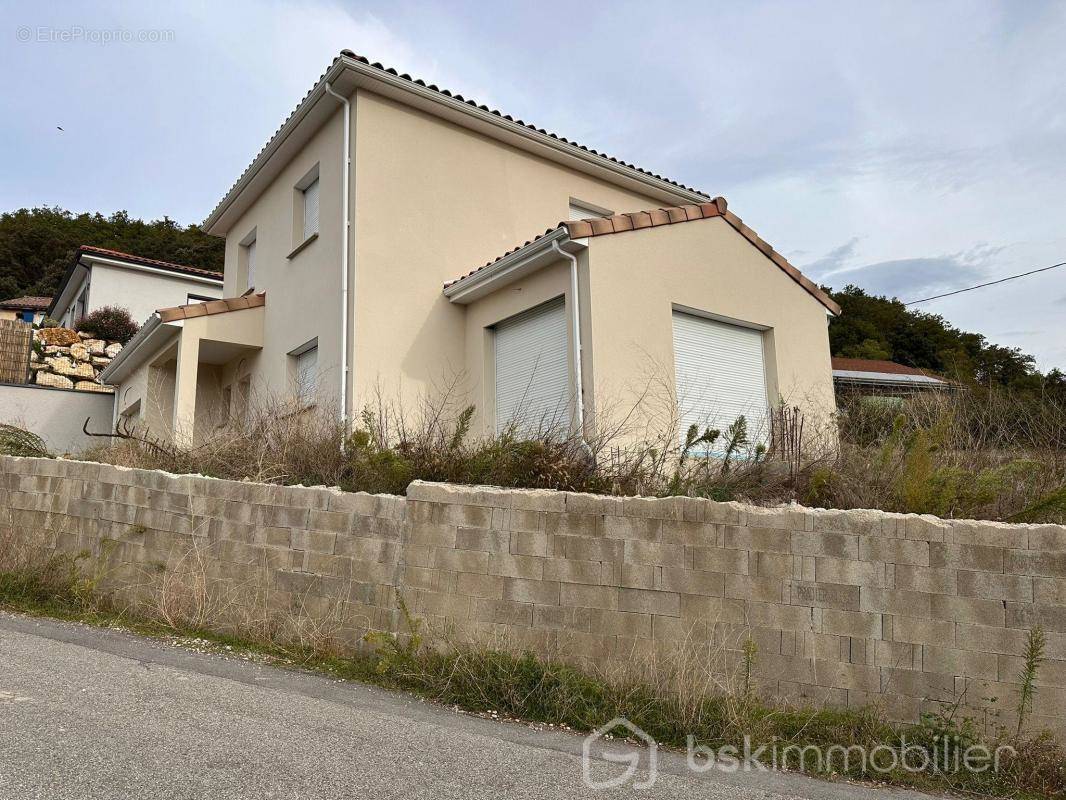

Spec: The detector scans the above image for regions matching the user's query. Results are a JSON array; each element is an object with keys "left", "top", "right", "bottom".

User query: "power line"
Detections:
[{"left": 904, "top": 260, "right": 1066, "bottom": 306}]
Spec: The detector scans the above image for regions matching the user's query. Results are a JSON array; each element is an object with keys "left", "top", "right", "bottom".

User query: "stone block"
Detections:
[{"left": 34, "top": 371, "right": 73, "bottom": 389}]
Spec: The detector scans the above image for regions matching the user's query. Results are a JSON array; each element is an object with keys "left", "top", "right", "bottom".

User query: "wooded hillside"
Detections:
[
  {"left": 0, "top": 207, "right": 224, "bottom": 302},
  {"left": 0, "top": 206, "right": 1059, "bottom": 395}
]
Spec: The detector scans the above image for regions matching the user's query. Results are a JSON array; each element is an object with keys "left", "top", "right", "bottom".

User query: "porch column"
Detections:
[{"left": 172, "top": 332, "right": 200, "bottom": 448}]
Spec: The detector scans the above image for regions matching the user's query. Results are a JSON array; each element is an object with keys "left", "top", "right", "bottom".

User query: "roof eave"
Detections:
[
  {"left": 203, "top": 55, "right": 710, "bottom": 236},
  {"left": 98, "top": 314, "right": 176, "bottom": 385},
  {"left": 444, "top": 229, "right": 583, "bottom": 304}
]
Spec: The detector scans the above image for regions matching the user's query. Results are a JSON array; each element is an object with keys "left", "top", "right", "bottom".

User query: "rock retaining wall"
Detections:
[{"left": 31, "top": 327, "right": 120, "bottom": 393}]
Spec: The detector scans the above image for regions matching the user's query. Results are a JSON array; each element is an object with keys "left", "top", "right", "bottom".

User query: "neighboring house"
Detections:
[
  {"left": 101, "top": 50, "right": 839, "bottom": 448},
  {"left": 832, "top": 357, "right": 955, "bottom": 395},
  {"left": 0, "top": 296, "right": 51, "bottom": 325},
  {"left": 48, "top": 245, "right": 224, "bottom": 329}
]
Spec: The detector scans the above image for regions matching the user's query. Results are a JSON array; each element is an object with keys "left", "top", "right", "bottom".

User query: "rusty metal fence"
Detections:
[{"left": 0, "top": 319, "right": 32, "bottom": 384}]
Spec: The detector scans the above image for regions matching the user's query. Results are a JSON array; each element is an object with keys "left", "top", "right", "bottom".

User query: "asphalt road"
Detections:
[{"left": 0, "top": 612, "right": 930, "bottom": 799}]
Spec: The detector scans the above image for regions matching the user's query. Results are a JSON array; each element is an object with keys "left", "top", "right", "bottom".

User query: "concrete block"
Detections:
[
  {"left": 929, "top": 542, "right": 1004, "bottom": 572},
  {"left": 590, "top": 609, "right": 652, "bottom": 639},
  {"left": 488, "top": 553, "right": 544, "bottom": 580},
  {"left": 542, "top": 558, "right": 601, "bottom": 585},
  {"left": 812, "top": 508, "right": 883, "bottom": 536},
  {"left": 880, "top": 667, "right": 958, "bottom": 702},
  {"left": 820, "top": 609, "right": 882, "bottom": 638},
  {"left": 950, "top": 520, "right": 1028, "bottom": 549},
  {"left": 623, "top": 539, "right": 684, "bottom": 567},
  {"left": 1005, "top": 602, "right": 1066, "bottom": 633},
  {"left": 456, "top": 571, "right": 504, "bottom": 599},
  {"left": 502, "top": 577, "right": 560, "bottom": 605},
  {"left": 454, "top": 527, "right": 509, "bottom": 553},
  {"left": 689, "top": 545, "right": 748, "bottom": 574},
  {"left": 533, "top": 605, "right": 592, "bottom": 632},
  {"left": 508, "top": 530, "right": 548, "bottom": 557},
  {"left": 791, "top": 530, "right": 858, "bottom": 560},
  {"left": 406, "top": 521, "right": 457, "bottom": 549},
  {"left": 724, "top": 574, "right": 787, "bottom": 603},
  {"left": 873, "top": 640, "right": 921, "bottom": 670},
  {"left": 435, "top": 547, "right": 489, "bottom": 575},
  {"left": 618, "top": 587, "right": 680, "bottom": 616},
  {"left": 659, "top": 567, "right": 723, "bottom": 597},
  {"left": 889, "top": 615, "right": 955, "bottom": 646},
  {"left": 814, "top": 660, "right": 880, "bottom": 692},
  {"left": 790, "top": 581, "right": 861, "bottom": 611},
  {"left": 1028, "top": 525, "right": 1066, "bottom": 551},
  {"left": 560, "top": 583, "right": 618, "bottom": 610},
  {"left": 892, "top": 564, "right": 956, "bottom": 594},
  {"left": 860, "top": 587, "right": 931, "bottom": 617},
  {"left": 928, "top": 595, "right": 1005, "bottom": 626},
  {"left": 722, "top": 525, "right": 790, "bottom": 552},
  {"left": 922, "top": 645, "right": 999, "bottom": 680},
  {"left": 661, "top": 520, "right": 717, "bottom": 547},
  {"left": 558, "top": 535, "right": 623, "bottom": 563},
  {"left": 860, "top": 536, "right": 930, "bottom": 566},
  {"left": 1006, "top": 549, "right": 1066, "bottom": 578},
  {"left": 957, "top": 570, "right": 1033, "bottom": 602},
  {"left": 1035, "top": 577, "right": 1066, "bottom": 605},
  {"left": 603, "top": 515, "right": 663, "bottom": 542},
  {"left": 754, "top": 552, "right": 792, "bottom": 579},
  {"left": 544, "top": 512, "right": 601, "bottom": 538}
]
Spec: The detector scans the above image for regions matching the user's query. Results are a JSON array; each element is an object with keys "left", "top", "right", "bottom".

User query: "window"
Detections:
[
  {"left": 672, "top": 310, "right": 770, "bottom": 454},
  {"left": 494, "top": 298, "right": 570, "bottom": 435},
  {"left": 290, "top": 339, "right": 318, "bottom": 402},
  {"left": 292, "top": 165, "right": 321, "bottom": 251},
  {"left": 302, "top": 177, "right": 320, "bottom": 240},
  {"left": 568, "top": 200, "right": 612, "bottom": 221},
  {"left": 239, "top": 229, "right": 257, "bottom": 291}
]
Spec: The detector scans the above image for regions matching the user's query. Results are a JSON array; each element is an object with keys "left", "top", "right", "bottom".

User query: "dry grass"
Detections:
[{"left": 73, "top": 383, "right": 1066, "bottom": 524}]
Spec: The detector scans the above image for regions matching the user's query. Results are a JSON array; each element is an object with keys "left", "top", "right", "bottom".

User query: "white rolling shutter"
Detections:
[
  {"left": 303, "top": 178, "right": 320, "bottom": 239},
  {"left": 494, "top": 297, "right": 570, "bottom": 434},
  {"left": 672, "top": 311, "right": 769, "bottom": 451},
  {"left": 246, "top": 239, "right": 257, "bottom": 290}
]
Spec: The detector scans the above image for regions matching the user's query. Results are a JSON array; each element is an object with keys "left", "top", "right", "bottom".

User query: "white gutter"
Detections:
[
  {"left": 551, "top": 240, "right": 589, "bottom": 447},
  {"left": 324, "top": 81, "right": 352, "bottom": 433}
]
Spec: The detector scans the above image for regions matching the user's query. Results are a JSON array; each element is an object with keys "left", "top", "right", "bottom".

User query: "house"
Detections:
[
  {"left": 48, "top": 245, "right": 224, "bottom": 329},
  {"left": 831, "top": 357, "right": 955, "bottom": 395},
  {"left": 100, "top": 50, "right": 839, "bottom": 449},
  {"left": 0, "top": 296, "right": 51, "bottom": 325}
]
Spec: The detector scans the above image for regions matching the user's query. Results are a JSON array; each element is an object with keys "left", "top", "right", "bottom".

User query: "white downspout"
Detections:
[
  {"left": 325, "top": 81, "right": 352, "bottom": 435},
  {"left": 551, "top": 240, "right": 590, "bottom": 453}
]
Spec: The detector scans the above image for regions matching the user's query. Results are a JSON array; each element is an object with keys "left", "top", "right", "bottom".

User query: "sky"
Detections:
[{"left": 2, "top": 0, "right": 1065, "bottom": 369}]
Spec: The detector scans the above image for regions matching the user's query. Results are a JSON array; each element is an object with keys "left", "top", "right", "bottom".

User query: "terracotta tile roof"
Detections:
[
  {"left": 158, "top": 292, "right": 265, "bottom": 323},
  {"left": 831, "top": 358, "right": 943, "bottom": 378},
  {"left": 205, "top": 50, "right": 707, "bottom": 228},
  {"left": 78, "top": 245, "right": 223, "bottom": 281},
  {"left": 0, "top": 296, "right": 52, "bottom": 311},
  {"left": 446, "top": 198, "right": 841, "bottom": 315}
]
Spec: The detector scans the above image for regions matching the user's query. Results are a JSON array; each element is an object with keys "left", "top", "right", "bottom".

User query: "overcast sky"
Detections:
[{"left": 2, "top": 0, "right": 1065, "bottom": 369}]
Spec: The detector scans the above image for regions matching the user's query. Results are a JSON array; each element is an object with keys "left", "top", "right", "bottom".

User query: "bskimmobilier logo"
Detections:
[{"left": 582, "top": 717, "right": 658, "bottom": 789}]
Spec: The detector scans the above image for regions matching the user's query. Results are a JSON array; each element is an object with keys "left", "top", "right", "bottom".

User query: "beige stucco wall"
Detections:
[
  {"left": 583, "top": 217, "right": 836, "bottom": 441},
  {"left": 220, "top": 106, "right": 346, "bottom": 411},
  {"left": 349, "top": 90, "right": 663, "bottom": 419},
  {"left": 88, "top": 264, "right": 222, "bottom": 325}
]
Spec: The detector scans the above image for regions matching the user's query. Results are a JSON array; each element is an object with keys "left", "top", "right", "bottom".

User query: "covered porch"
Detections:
[{"left": 100, "top": 294, "right": 266, "bottom": 447}]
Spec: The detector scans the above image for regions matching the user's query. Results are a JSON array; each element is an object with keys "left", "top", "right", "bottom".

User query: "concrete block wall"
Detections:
[{"left": 1, "top": 454, "right": 1064, "bottom": 734}]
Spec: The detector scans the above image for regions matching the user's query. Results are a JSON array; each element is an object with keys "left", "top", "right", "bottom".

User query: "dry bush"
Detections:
[{"left": 80, "top": 380, "right": 1066, "bottom": 523}]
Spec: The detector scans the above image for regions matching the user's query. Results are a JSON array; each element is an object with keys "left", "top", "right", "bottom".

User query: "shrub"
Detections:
[{"left": 74, "top": 305, "right": 138, "bottom": 343}]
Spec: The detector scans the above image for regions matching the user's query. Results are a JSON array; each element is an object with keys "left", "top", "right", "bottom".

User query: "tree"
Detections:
[{"left": 0, "top": 207, "right": 224, "bottom": 301}]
